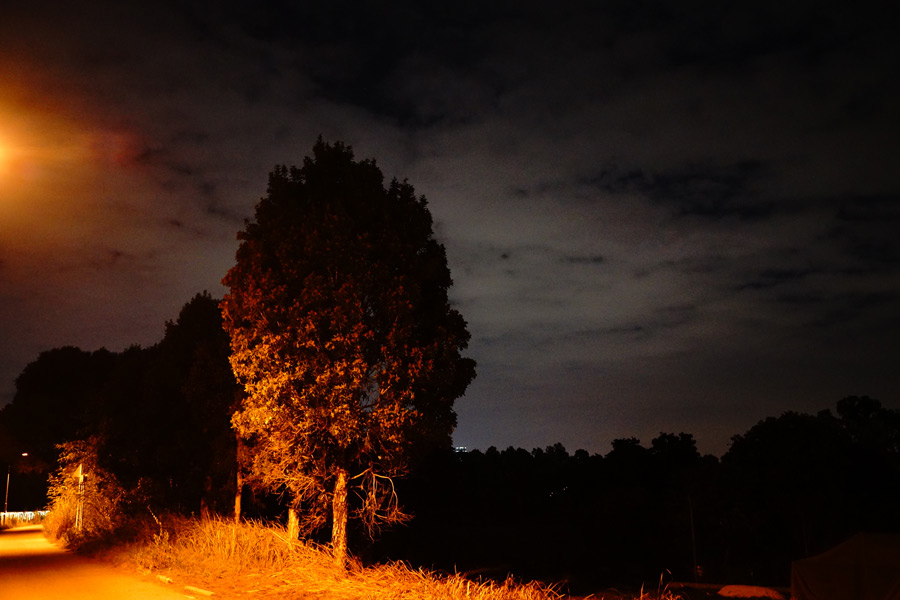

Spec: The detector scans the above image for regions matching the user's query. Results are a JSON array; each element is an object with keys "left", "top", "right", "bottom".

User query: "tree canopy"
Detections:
[{"left": 221, "top": 139, "right": 476, "bottom": 565}]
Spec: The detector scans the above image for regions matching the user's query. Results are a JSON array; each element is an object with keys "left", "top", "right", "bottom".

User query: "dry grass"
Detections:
[{"left": 96, "top": 515, "right": 568, "bottom": 600}]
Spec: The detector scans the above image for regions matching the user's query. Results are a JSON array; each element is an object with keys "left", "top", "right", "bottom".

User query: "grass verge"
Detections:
[{"left": 76, "top": 515, "right": 573, "bottom": 600}]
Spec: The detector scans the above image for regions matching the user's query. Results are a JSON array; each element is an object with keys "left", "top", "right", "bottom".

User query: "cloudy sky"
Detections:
[{"left": 1, "top": 1, "right": 898, "bottom": 456}]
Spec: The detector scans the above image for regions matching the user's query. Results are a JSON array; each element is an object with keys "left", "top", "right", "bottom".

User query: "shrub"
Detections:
[{"left": 44, "top": 436, "right": 129, "bottom": 544}]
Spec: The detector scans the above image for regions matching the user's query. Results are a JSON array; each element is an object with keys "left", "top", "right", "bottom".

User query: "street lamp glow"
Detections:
[{"left": 0, "top": 137, "right": 8, "bottom": 178}]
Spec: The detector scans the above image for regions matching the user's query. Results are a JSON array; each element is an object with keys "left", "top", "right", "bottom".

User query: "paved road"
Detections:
[{"left": 0, "top": 525, "right": 193, "bottom": 599}]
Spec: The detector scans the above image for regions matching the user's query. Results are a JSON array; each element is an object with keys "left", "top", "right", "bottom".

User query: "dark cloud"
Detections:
[
  {"left": 736, "top": 267, "right": 816, "bottom": 291},
  {"left": 585, "top": 161, "right": 773, "bottom": 220},
  {"left": 835, "top": 195, "right": 900, "bottom": 223},
  {"left": 809, "top": 290, "right": 900, "bottom": 330},
  {"left": 826, "top": 204, "right": 900, "bottom": 270},
  {"left": 773, "top": 292, "right": 825, "bottom": 307},
  {"left": 562, "top": 254, "right": 604, "bottom": 265}
]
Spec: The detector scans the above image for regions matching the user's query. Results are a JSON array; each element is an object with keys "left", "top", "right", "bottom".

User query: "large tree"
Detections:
[{"left": 221, "top": 139, "right": 475, "bottom": 565}]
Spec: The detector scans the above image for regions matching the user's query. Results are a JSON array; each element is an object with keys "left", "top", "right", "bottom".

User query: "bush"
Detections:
[{"left": 44, "top": 437, "right": 131, "bottom": 544}]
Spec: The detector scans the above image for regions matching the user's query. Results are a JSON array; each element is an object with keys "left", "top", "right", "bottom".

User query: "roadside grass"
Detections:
[
  {"left": 84, "top": 515, "right": 570, "bottom": 600},
  {"left": 51, "top": 514, "right": 689, "bottom": 600}
]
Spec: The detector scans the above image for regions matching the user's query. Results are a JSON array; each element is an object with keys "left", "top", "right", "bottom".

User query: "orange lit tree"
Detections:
[{"left": 221, "top": 139, "right": 475, "bottom": 567}]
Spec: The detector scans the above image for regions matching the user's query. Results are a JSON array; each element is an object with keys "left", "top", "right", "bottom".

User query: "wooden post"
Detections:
[{"left": 74, "top": 463, "right": 84, "bottom": 532}]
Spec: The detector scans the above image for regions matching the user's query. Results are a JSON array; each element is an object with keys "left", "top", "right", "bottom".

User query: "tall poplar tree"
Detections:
[{"left": 221, "top": 139, "right": 475, "bottom": 566}]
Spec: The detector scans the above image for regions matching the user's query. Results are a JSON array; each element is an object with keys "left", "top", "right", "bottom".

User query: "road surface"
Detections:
[{"left": 0, "top": 525, "right": 194, "bottom": 599}]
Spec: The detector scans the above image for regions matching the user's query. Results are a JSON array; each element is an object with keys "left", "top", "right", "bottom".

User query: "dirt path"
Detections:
[{"left": 0, "top": 525, "right": 195, "bottom": 600}]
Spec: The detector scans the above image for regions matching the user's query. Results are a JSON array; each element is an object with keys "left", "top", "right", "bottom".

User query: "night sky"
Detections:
[{"left": 1, "top": 1, "right": 898, "bottom": 456}]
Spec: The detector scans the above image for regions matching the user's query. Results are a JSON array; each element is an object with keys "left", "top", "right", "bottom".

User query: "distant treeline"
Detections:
[
  {"left": 1, "top": 292, "right": 898, "bottom": 590},
  {"left": 373, "top": 402, "right": 900, "bottom": 590}
]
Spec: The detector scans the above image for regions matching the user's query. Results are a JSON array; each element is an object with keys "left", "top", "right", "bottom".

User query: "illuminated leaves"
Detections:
[{"left": 222, "top": 140, "right": 475, "bottom": 552}]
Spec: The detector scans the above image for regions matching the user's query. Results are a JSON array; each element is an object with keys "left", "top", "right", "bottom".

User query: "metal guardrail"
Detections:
[{"left": 0, "top": 511, "right": 49, "bottom": 527}]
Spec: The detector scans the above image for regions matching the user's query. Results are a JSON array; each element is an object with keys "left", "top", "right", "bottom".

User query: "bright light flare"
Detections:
[
  {"left": 0, "top": 109, "right": 96, "bottom": 235},
  {"left": 0, "top": 125, "right": 35, "bottom": 183},
  {"left": 0, "top": 135, "right": 9, "bottom": 175},
  {"left": 0, "top": 115, "right": 96, "bottom": 202},
  {"left": 0, "top": 94, "right": 147, "bottom": 258}
]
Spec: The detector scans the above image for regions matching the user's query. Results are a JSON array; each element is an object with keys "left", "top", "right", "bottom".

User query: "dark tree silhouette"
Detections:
[
  {"left": 837, "top": 395, "right": 900, "bottom": 454},
  {"left": 0, "top": 346, "right": 117, "bottom": 509},
  {"left": 1, "top": 346, "right": 116, "bottom": 466},
  {"left": 376, "top": 436, "right": 720, "bottom": 593},
  {"left": 2, "top": 293, "right": 242, "bottom": 518},
  {"left": 834, "top": 396, "right": 900, "bottom": 533},
  {"left": 97, "top": 293, "right": 240, "bottom": 514},
  {"left": 222, "top": 139, "right": 476, "bottom": 566},
  {"left": 716, "top": 398, "right": 900, "bottom": 585},
  {"left": 157, "top": 292, "right": 241, "bottom": 516}
]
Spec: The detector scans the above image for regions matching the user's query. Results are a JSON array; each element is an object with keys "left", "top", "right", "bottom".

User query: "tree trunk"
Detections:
[
  {"left": 234, "top": 434, "right": 245, "bottom": 524},
  {"left": 287, "top": 507, "right": 300, "bottom": 541},
  {"left": 201, "top": 474, "right": 213, "bottom": 520},
  {"left": 331, "top": 467, "right": 349, "bottom": 568},
  {"left": 234, "top": 468, "right": 243, "bottom": 524}
]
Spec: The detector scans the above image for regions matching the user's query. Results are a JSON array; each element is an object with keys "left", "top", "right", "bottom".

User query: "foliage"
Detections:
[
  {"left": 1, "top": 292, "right": 241, "bottom": 521},
  {"left": 0, "top": 293, "right": 240, "bottom": 516},
  {"left": 377, "top": 436, "right": 716, "bottom": 593},
  {"left": 100, "top": 293, "right": 240, "bottom": 514},
  {"left": 44, "top": 436, "right": 131, "bottom": 544},
  {"left": 379, "top": 399, "right": 897, "bottom": 589},
  {"left": 222, "top": 139, "right": 476, "bottom": 560},
  {"left": 718, "top": 397, "right": 900, "bottom": 583},
  {"left": 3, "top": 346, "right": 116, "bottom": 460}
]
